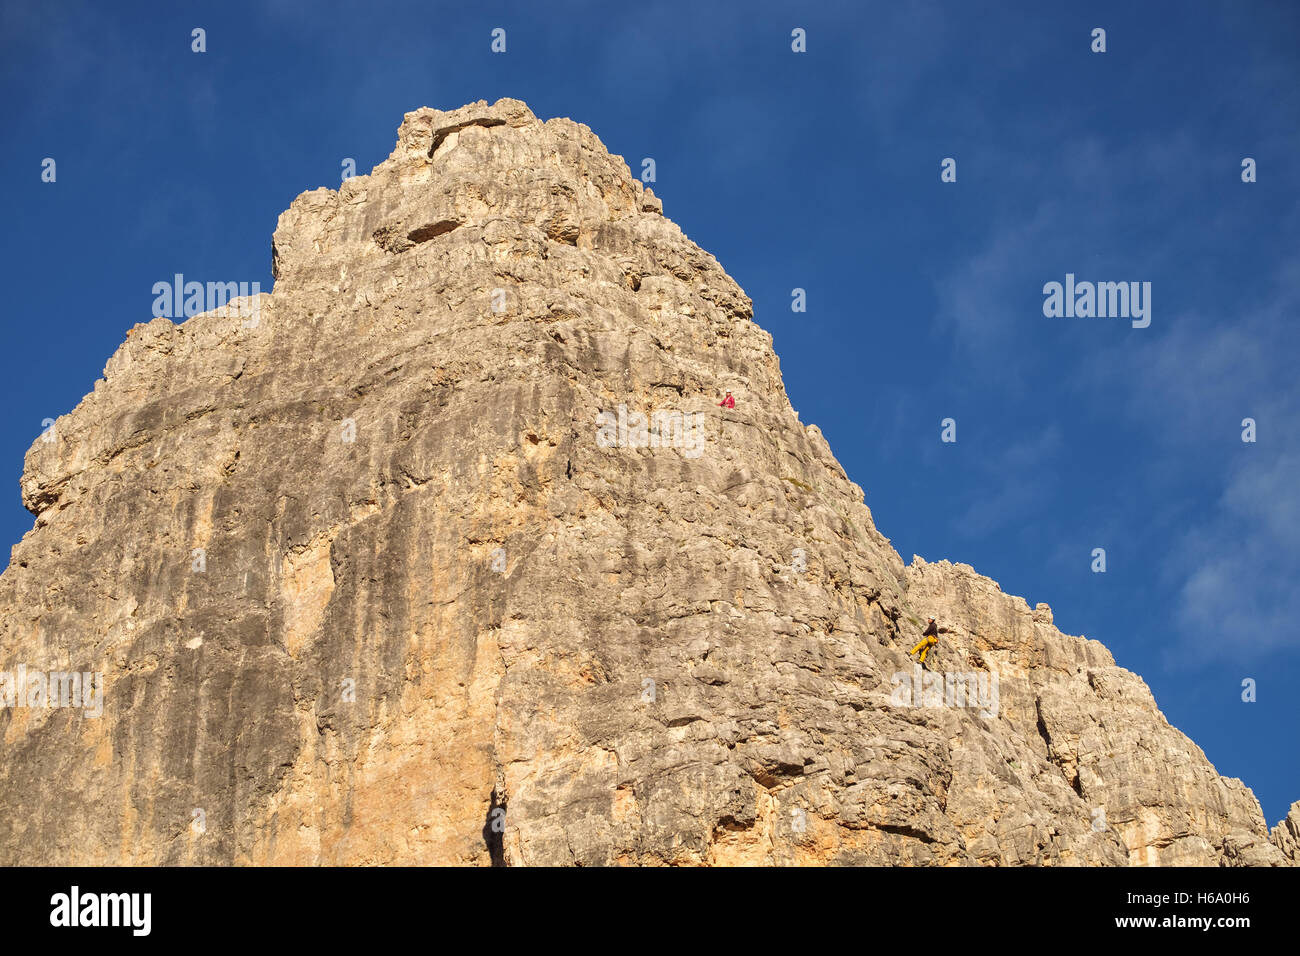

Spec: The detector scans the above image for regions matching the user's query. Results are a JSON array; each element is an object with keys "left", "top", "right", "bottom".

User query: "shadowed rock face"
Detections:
[{"left": 1, "top": 98, "right": 1294, "bottom": 866}]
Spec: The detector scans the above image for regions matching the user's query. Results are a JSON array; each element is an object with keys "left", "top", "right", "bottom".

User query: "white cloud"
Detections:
[{"left": 1110, "top": 264, "right": 1300, "bottom": 665}]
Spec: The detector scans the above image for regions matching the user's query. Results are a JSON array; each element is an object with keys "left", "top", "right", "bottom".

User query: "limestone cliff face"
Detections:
[{"left": 0, "top": 98, "right": 1293, "bottom": 866}]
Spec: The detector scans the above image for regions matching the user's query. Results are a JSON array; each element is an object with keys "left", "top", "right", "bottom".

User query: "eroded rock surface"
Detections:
[{"left": 0, "top": 99, "right": 1291, "bottom": 865}]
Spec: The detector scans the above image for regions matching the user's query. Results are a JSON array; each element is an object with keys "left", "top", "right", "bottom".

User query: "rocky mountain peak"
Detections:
[{"left": 2, "top": 99, "right": 1295, "bottom": 866}]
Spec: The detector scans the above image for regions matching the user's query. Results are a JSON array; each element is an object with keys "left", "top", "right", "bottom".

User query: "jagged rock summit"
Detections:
[{"left": 2, "top": 98, "right": 1296, "bottom": 866}]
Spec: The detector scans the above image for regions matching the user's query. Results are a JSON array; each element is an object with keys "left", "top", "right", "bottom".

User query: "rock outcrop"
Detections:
[{"left": 0, "top": 98, "right": 1292, "bottom": 865}]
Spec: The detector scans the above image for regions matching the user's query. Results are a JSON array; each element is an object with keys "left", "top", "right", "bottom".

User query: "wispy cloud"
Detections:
[
  {"left": 1088, "top": 259, "right": 1300, "bottom": 664},
  {"left": 952, "top": 424, "right": 1064, "bottom": 537}
]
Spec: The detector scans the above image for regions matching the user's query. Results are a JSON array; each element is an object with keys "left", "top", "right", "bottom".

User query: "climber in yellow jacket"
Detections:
[{"left": 910, "top": 618, "right": 939, "bottom": 665}]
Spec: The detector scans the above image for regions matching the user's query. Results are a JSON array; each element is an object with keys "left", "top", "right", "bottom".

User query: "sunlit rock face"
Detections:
[{"left": 1, "top": 99, "right": 1292, "bottom": 866}]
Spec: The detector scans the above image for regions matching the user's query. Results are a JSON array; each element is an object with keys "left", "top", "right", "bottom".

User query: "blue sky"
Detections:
[{"left": 3, "top": 0, "right": 1297, "bottom": 824}]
